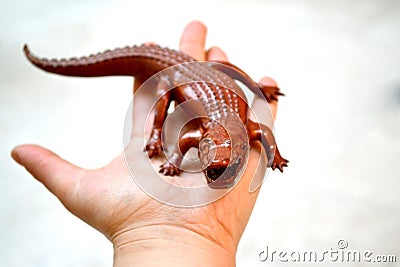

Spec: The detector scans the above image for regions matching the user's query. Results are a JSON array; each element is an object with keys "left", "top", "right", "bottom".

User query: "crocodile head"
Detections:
[{"left": 198, "top": 124, "right": 249, "bottom": 189}]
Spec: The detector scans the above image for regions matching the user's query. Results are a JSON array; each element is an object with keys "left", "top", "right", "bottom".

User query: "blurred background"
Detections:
[{"left": 1, "top": 0, "right": 399, "bottom": 266}]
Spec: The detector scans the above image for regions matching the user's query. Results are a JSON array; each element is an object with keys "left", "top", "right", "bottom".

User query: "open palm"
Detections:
[{"left": 12, "top": 21, "right": 280, "bottom": 266}]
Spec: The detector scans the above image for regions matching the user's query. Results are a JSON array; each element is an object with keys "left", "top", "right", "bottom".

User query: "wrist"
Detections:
[{"left": 112, "top": 224, "right": 236, "bottom": 266}]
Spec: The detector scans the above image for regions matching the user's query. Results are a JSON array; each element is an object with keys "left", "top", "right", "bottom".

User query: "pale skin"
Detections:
[{"left": 12, "top": 21, "right": 280, "bottom": 266}]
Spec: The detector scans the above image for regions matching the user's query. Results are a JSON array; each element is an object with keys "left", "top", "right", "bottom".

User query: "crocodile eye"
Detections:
[
  {"left": 241, "top": 144, "right": 248, "bottom": 151},
  {"left": 223, "top": 139, "right": 231, "bottom": 147}
]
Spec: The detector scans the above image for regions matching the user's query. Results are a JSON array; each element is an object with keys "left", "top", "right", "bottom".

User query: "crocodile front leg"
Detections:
[
  {"left": 145, "top": 76, "right": 172, "bottom": 158},
  {"left": 159, "top": 119, "right": 204, "bottom": 176},
  {"left": 248, "top": 120, "right": 288, "bottom": 172}
]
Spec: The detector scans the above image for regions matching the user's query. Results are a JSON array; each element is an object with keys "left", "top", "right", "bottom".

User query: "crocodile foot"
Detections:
[
  {"left": 257, "top": 83, "right": 285, "bottom": 102},
  {"left": 159, "top": 161, "right": 181, "bottom": 176},
  {"left": 271, "top": 155, "right": 289, "bottom": 172},
  {"left": 145, "top": 138, "right": 163, "bottom": 158}
]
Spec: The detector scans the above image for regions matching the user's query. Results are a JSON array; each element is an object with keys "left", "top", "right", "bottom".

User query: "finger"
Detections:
[
  {"left": 179, "top": 20, "right": 207, "bottom": 60},
  {"left": 253, "top": 76, "right": 279, "bottom": 119},
  {"left": 259, "top": 76, "right": 278, "bottom": 87},
  {"left": 144, "top": 41, "right": 157, "bottom": 46},
  {"left": 206, "top": 46, "right": 228, "bottom": 61},
  {"left": 11, "top": 144, "right": 84, "bottom": 201}
]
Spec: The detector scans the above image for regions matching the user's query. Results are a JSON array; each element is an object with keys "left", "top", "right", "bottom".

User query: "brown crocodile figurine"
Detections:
[{"left": 23, "top": 43, "right": 288, "bottom": 189}]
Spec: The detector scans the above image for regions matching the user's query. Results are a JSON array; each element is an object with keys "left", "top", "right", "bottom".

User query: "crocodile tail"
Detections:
[{"left": 23, "top": 44, "right": 184, "bottom": 77}]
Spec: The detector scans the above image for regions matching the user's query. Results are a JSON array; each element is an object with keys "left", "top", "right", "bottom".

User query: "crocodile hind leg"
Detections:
[
  {"left": 254, "top": 81, "right": 284, "bottom": 102},
  {"left": 210, "top": 61, "right": 284, "bottom": 102},
  {"left": 247, "top": 120, "right": 288, "bottom": 172}
]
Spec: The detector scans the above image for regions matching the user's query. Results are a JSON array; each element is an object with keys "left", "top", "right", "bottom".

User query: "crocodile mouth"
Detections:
[
  {"left": 205, "top": 159, "right": 242, "bottom": 189},
  {"left": 205, "top": 169, "right": 235, "bottom": 189}
]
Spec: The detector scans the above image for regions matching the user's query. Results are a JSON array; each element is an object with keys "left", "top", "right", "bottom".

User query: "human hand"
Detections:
[{"left": 12, "top": 21, "right": 280, "bottom": 266}]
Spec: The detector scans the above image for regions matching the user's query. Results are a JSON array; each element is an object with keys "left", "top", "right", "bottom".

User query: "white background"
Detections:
[{"left": 1, "top": 0, "right": 399, "bottom": 266}]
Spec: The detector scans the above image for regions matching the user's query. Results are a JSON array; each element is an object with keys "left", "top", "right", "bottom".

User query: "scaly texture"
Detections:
[{"left": 24, "top": 43, "right": 288, "bottom": 188}]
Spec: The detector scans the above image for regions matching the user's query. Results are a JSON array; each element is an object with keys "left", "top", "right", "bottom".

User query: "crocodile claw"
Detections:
[
  {"left": 271, "top": 157, "right": 289, "bottom": 172},
  {"left": 257, "top": 83, "right": 285, "bottom": 102},
  {"left": 159, "top": 161, "right": 181, "bottom": 176},
  {"left": 145, "top": 139, "right": 163, "bottom": 158}
]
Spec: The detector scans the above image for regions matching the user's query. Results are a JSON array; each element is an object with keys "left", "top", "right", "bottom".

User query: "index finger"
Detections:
[
  {"left": 251, "top": 77, "right": 279, "bottom": 123},
  {"left": 179, "top": 21, "right": 207, "bottom": 61},
  {"left": 259, "top": 76, "right": 278, "bottom": 119}
]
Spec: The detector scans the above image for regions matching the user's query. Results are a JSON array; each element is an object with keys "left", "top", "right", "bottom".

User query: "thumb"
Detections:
[{"left": 11, "top": 144, "right": 85, "bottom": 201}]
